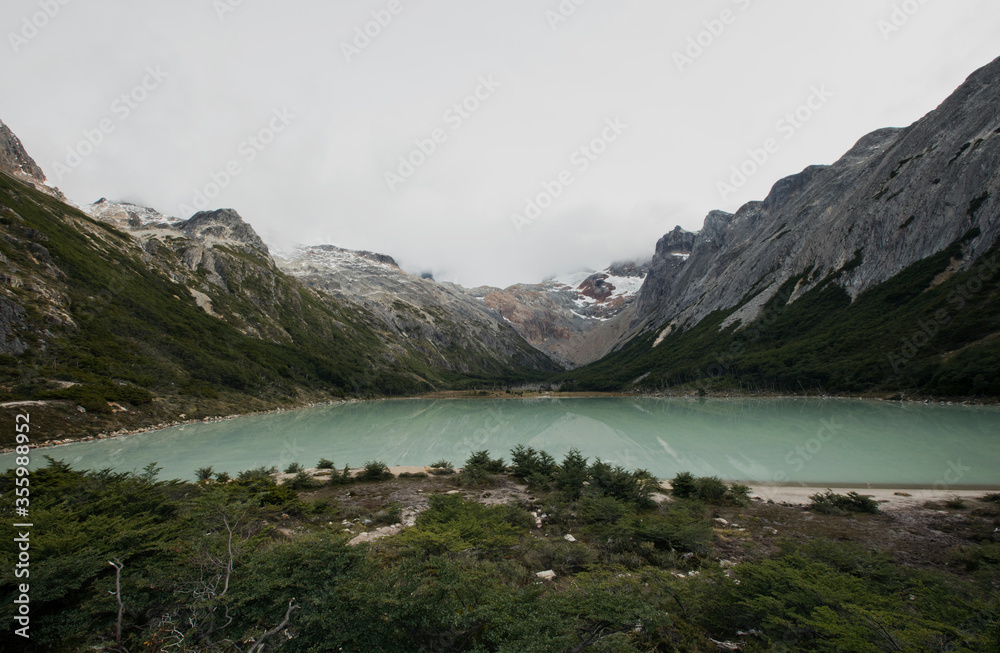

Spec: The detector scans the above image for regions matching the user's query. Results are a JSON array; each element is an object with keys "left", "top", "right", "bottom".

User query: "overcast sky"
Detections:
[{"left": 2, "top": 1, "right": 999, "bottom": 287}]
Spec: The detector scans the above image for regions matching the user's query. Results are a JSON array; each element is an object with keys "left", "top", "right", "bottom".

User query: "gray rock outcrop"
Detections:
[{"left": 618, "top": 55, "right": 1000, "bottom": 347}]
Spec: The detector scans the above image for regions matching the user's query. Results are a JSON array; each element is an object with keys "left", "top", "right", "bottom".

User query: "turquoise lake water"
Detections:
[{"left": 2, "top": 397, "right": 998, "bottom": 487}]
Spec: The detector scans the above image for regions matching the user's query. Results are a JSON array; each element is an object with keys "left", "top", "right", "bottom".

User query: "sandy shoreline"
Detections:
[
  {"left": 744, "top": 485, "right": 995, "bottom": 510},
  {"left": 374, "top": 468, "right": 997, "bottom": 511}
]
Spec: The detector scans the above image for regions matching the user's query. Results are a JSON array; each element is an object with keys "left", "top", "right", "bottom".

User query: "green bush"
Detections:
[
  {"left": 285, "top": 470, "right": 322, "bottom": 490},
  {"left": 195, "top": 466, "right": 214, "bottom": 482},
  {"left": 327, "top": 465, "right": 354, "bottom": 486},
  {"left": 586, "top": 502, "right": 712, "bottom": 556},
  {"left": 456, "top": 465, "right": 500, "bottom": 488},
  {"left": 509, "top": 445, "right": 557, "bottom": 480},
  {"left": 237, "top": 466, "right": 277, "bottom": 482},
  {"left": 692, "top": 476, "right": 728, "bottom": 503},
  {"left": 577, "top": 493, "right": 628, "bottom": 525},
  {"left": 428, "top": 459, "right": 455, "bottom": 475},
  {"left": 359, "top": 460, "right": 393, "bottom": 482},
  {"left": 672, "top": 472, "right": 751, "bottom": 505},
  {"left": 400, "top": 494, "right": 532, "bottom": 554},
  {"left": 554, "top": 448, "right": 589, "bottom": 500},
  {"left": 285, "top": 462, "right": 304, "bottom": 474},
  {"left": 372, "top": 502, "right": 403, "bottom": 526},
  {"left": 670, "top": 472, "right": 697, "bottom": 499},
  {"left": 626, "top": 503, "right": 713, "bottom": 554},
  {"left": 809, "top": 490, "right": 880, "bottom": 515},
  {"left": 317, "top": 458, "right": 335, "bottom": 470},
  {"left": 945, "top": 496, "right": 968, "bottom": 510},
  {"left": 726, "top": 483, "right": 752, "bottom": 506},
  {"left": 589, "top": 460, "right": 659, "bottom": 508},
  {"left": 464, "top": 450, "right": 506, "bottom": 473}
]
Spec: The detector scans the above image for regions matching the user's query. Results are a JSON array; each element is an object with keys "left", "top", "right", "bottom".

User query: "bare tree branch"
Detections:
[
  {"left": 108, "top": 558, "right": 124, "bottom": 646},
  {"left": 247, "top": 599, "right": 299, "bottom": 653}
]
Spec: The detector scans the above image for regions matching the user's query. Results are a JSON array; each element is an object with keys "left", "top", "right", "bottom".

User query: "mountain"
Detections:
[
  {"left": 465, "top": 260, "right": 654, "bottom": 368},
  {"left": 564, "top": 55, "right": 1000, "bottom": 397},
  {"left": 274, "top": 244, "right": 559, "bottom": 375},
  {"left": 0, "top": 170, "right": 556, "bottom": 443},
  {"left": 0, "top": 119, "right": 45, "bottom": 185}
]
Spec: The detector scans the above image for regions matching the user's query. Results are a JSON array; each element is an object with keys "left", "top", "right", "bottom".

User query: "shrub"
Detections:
[
  {"left": 692, "top": 476, "right": 728, "bottom": 504},
  {"left": 578, "top": 493, "right": 628, "bottom": 525},
  {"left": 809, "top": 490, "right": 879, "bottom": 515},
  {"left": 670, "top": 472, "right": 697, "bottom": 499},
  {"left": 726, "top": 483, "right": 752, "bottom": 506},
  {"left": 456, "top": 465, "right": 500, "bottom": 488},
  {"left": 672, "top": 472, "right": 750, "bottom": 506},
  {"left": 237, "top": 466, "right": 276, "bottom": 483},
  {"left": 587, "top": 503, "right": 712, "bottom": 556},
  {"left": 428, "top": 460, "right": 455, "bottom": 475},
  {"left": 464, "top": 450, "right": 506, "bottom": 473},
  {"left": 214, "top": 471, "right": 231, "bottom": 483},
  {"left": 400, "top": 494, "right": 532, "bottom": 554},
  {"left": 233, "top": 466, "right": 297, "bottom": 505},
  {"left": 372, "top": 502, "right": 403, "bottom": 526},
  {"left": 328, "top": 465, "right": 354, "bottom": 486},
  {"left": 285, "top": 471, "right": 322, "bottom": 490},
  {"left": 554, "top": 448, "right": 589, "bottom": 500},
  {"left": 359, "top": 460, "right": 393, "bottom": 482},
  {"left": 285, "top": 462, "right": 304, "bottom": 474},
  {"left": 195, "top": 466, "right": 214, "bottom": 482},
  {"left": 317, "top": 458, "right": 335, "bottom": 470},
  {"left": 626, "top": 503, "right": 713, "bottom": 554},
  {"left": 589, "top": 461, "right": 659, "bottom": 508},
  {"left": 979, "top": 493, "right": 1000, "bottom": 504},
  {"left": 945, "top": 496, "right": 967, "bottom": 510},
  {"left": 524, "top": 538, "right": 597, "bottom": 575},
  {"left": 509, "top": 445, "right": 557, "bottom": 480}
]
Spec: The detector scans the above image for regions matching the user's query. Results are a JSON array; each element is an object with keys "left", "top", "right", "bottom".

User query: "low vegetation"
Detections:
[
  {"left": 808, "top": 490, "right": 881, "bottom": 515},
  {"left": 3, "top": 448, "right": 998, "bottom": 651}
]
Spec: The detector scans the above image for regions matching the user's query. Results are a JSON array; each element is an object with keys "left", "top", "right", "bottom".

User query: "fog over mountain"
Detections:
[{"left": 2, "top": 1, "right": 999, "bottom": 286}]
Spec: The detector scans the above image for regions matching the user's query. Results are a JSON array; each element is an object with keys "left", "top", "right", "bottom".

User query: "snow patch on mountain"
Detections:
[{"left": 83, "top": 198, "right": 183, "bottom": 228}]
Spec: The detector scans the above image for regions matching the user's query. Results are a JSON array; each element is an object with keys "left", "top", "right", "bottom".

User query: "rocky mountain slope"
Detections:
[
  {"left": 274, "top": 244, "right": 558, "bottom": 375},
  {"left": 624, "top": 59, "right": 999, "bottom": 344},
  {"left": 0, "top": 119, "right": 46, "bottom": 185},
  {"left": 467, "top": 261, "right": 653, "bottom": 367},
  {"left": 564, "top": 55, "right": 1000, "bottom": 396},
  {"left": 0, "top": 153, "right": 557, "bottom": 442}
]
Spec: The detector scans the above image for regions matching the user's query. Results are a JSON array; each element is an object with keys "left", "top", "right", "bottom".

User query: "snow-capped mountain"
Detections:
[
  {"left": 467, "top": 259, "right": 657, "bottom": 368},
  {"left": 274, "top": 244, "right": 559, "bottom": 374},
  {"left": 84, "top": 198, "right": 183, "bottom": 229}
]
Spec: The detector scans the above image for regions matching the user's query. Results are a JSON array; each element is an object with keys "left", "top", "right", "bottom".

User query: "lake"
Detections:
[{"left": 3, "top": 397, "right": 999, "bottom": 488}]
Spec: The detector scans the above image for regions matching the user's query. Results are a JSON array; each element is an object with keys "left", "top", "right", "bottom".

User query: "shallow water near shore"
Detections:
[{"left": 3, "top": 397, "right": 999, "bottom": 487}]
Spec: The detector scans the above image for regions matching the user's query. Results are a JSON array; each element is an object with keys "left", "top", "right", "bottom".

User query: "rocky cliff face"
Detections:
[
  {"left": 0, "top": 119, "right": 45, "bottom": 184},
  {"left": 82, "top": 200, "right": 300, "bottom": 342},
  {"left": 618, "top": 55, "right": 1000, "bottom": 349}
]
